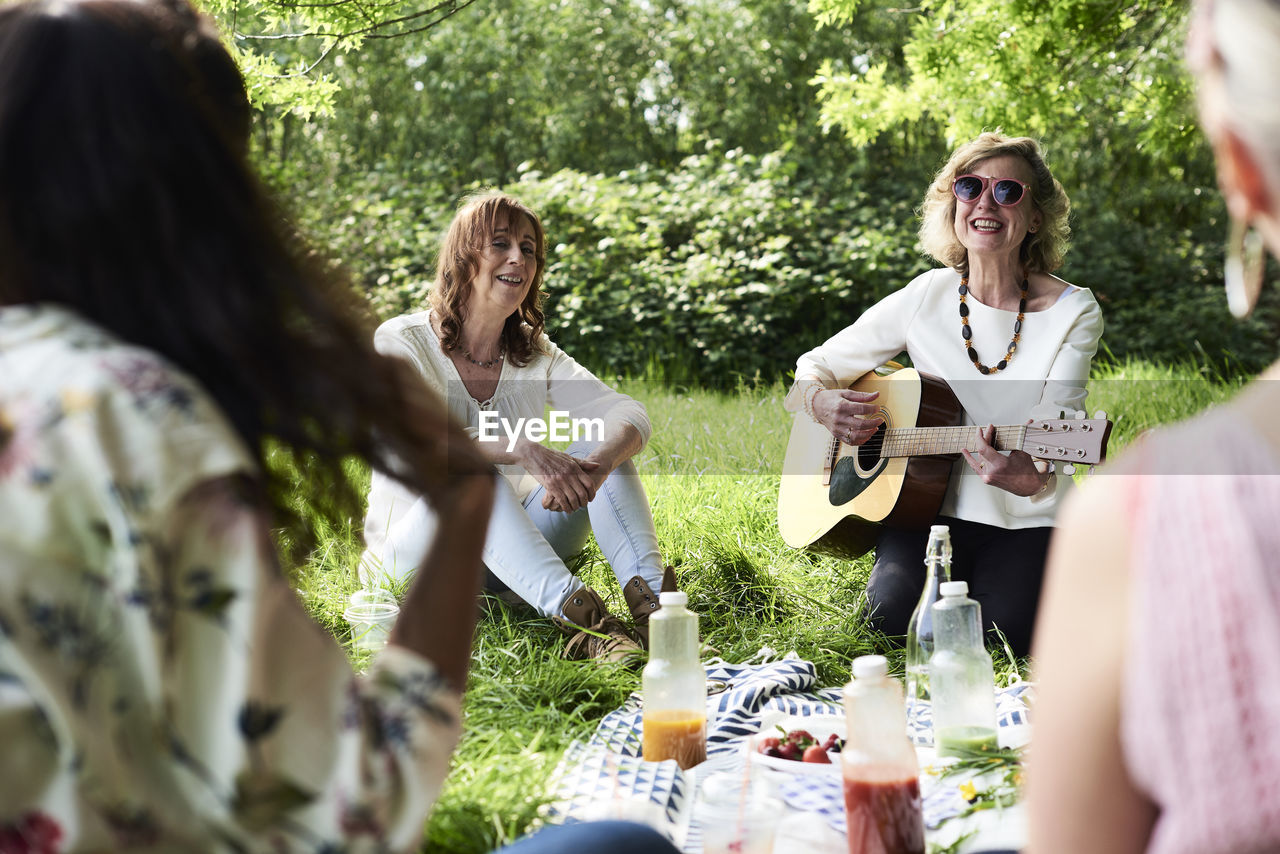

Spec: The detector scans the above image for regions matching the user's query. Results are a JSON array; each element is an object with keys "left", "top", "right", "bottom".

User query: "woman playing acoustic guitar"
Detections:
[{"left": 785, "top": 133, "right": 1103, "bottom": 657}]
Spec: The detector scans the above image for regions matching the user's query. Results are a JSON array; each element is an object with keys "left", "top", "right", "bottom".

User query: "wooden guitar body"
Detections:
[
  {"left": 777, "top": 367, "right": 1112, "bottom": 560},
  {"left": 777, "top": 368, "right": 963, "bottom": 559}
]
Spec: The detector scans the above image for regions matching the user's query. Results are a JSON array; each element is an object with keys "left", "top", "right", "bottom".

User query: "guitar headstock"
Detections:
[{"left": 1024, "top": 417, "right": 1112, "bottom": 466}]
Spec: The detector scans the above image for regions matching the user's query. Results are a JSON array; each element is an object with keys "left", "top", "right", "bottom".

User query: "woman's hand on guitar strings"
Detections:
[
  {"left": 813, "top": 388, "right": 884, "bottom": 446},
  {"left": 962, "top": 424, "right": 1053, "bottom": 496}
]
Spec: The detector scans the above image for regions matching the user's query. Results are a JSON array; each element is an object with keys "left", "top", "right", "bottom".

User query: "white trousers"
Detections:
[{"left": 363, "top": 442, "right": 664, "bottom": 618}]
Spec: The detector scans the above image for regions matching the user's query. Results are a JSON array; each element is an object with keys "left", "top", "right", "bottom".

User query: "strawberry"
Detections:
[
  {"left": 759, "top": 736, "right": 781, "bottom": 752},
  {"left": 776, "top": 741, "right": 802, "bottom": 762},
  {"left": 787, "top": 729, "right": 816, "bottom": 747},
  {"left": 802, "top": 744, "right": 831, "bottom": 764}
]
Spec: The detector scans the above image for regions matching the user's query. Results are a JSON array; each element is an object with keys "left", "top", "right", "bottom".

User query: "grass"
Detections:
[{"left": 288, "top": 358, "right": 1246, "bottom": 853}]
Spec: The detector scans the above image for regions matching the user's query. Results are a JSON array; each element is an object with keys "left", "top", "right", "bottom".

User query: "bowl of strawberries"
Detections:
[{"left": 749, "top": 713, "right": 846, "bottom": 775}]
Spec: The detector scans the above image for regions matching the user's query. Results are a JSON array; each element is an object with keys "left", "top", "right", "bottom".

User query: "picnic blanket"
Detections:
[{"left": 547, "top": 653, "right": 1033, "bottom": 853}]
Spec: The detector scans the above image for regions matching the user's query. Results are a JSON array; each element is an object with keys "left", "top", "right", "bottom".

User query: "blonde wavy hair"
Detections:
[
  {"left": 430, "top": 190, "right": 548, "bottom": 367},
  {"left": 918, "top": 133, "right": 1071, "bottom": 276}
]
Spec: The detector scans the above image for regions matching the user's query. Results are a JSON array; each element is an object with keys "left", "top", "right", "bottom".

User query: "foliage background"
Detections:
[{"left": 224, "top": 0, "right": 1277, "bottom": 383}]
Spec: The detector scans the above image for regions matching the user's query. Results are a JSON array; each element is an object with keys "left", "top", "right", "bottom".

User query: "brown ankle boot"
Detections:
[
  {"left": 624, "top": 566, "right": 679, "bottom": 649},
  {"left": 552, "top": 587, "right": 642, "bottom": 663}
]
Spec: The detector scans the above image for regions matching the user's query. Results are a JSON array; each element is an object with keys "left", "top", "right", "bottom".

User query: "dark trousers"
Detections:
[
  {"left": 865, "top": 517, "right": 1051, "bottom": 658},
  {"left": 496, "top": 821, "right": 680, "bottom": 854}
]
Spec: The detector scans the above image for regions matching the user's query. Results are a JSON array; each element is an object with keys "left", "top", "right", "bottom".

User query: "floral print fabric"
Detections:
[{"left": 0, "top": 304, "right": 461, "bottom": 852}]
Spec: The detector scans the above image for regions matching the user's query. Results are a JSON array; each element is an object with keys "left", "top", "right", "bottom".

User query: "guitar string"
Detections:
[
  {"left": 826, "top": 422, "right": 1097, "bottom": 466},
  {"left": 879, "top": 425, "right": 1027, "bottom": 457},
  {"left": 831, "top": 426, "right": 1037, "bottom": 459}
]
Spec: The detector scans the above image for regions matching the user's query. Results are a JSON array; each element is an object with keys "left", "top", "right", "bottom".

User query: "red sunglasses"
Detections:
[{"left": 952, "top": 174, "right": 1032, "bottom": 207}]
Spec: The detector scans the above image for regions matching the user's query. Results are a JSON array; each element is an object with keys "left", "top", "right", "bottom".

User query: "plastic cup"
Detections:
[
  {"left": 350, "top": 588, "right": 398, "bottom": 608},
  {"left": 697, "top": 773, "right": 782, "bottom": 854},
  {"left": 699, "top": 804, "right": 780, "bottom": 854},
  {"left": 344, "top": 589, "right": 399, "bottom": 651}
]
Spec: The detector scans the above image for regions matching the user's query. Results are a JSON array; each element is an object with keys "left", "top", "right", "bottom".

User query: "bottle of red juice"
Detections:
[{"left": 841, "top": 655, "right": 925, "bottom": 854}]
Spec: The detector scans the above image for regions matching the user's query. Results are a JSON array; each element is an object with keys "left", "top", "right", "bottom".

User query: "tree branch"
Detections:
[{"left": 235, "top": 0, "right": 476, "bottom": 43}]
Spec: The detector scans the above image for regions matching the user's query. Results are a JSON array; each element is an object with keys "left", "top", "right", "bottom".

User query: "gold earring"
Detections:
[{"left": 1225, "top": 217, "right": 1265, "bottom": 319}]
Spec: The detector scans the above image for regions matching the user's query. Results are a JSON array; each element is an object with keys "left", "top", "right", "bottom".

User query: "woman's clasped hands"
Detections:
[{"left": 515, "top": 440, "right": 607, "bottom": 513}]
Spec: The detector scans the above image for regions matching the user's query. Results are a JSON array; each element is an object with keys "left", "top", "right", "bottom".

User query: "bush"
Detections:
[{"left": 284, "top": 148, "right": 1278, "bottom": 386}]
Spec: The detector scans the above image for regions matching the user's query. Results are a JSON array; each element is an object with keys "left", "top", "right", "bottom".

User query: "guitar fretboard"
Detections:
[
  {"left": 826, "top": 424, "right": 1028, "bottom": 465},
  {"left": 879, "top": 424, "right": 1027, "bottom": 458}
]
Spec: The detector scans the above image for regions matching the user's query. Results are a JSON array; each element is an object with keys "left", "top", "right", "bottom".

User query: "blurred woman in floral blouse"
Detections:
[{"left": 0, "top": 0, "right": 501, "bottom": 848}]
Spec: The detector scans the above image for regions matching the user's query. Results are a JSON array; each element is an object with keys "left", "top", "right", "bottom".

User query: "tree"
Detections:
[
  {"left": 809, "top": 0, "right": 1200, "bottom": 189},
  {"left": 195, "top": 0, "right": 481, "bottom": 117},
  {"left": 283, "top": 0, "right": 867, "bottom": 185}
]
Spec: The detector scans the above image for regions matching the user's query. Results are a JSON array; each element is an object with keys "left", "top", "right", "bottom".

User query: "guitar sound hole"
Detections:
[{"left": 856, "top": 421, "right": 887, "bottom": 472}]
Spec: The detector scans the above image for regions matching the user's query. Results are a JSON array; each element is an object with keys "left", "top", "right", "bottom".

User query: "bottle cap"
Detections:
[
  {"left": 852, "top": 654, "right": 888, "bottom": 679},
  {"left": 939, "top": 580, "right": 969, "bottom": 597},
  {"left": 929, "top": 524, "right": 950, "bottom": 536},
  {"left": 659, "top": 591, "right": 688, "bottom": 607}
]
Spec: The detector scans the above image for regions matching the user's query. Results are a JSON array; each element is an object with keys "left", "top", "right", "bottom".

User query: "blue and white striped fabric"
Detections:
[
  {"left": 775, "top": 757, "right": 975, "bottom": 835},
  {"left": 784, "top": 680, "right": 1035, "bottom": 837},
  {"left": 547, "top": 657, "right": 1033, "bottom": 852},
  {"left": 548, "top": 657, "right": 843, "bottom": 850},
  {"left": 585, "top": 656, "right": 844, "bottom": 761}
]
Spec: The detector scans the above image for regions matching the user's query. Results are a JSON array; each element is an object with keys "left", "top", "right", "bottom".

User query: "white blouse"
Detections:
[
  {"left": 362, "top": 310, "right": 650, "bottom": 581},
  {"left": 789, "top": 268, "right": 1104, "bottom": 529}
]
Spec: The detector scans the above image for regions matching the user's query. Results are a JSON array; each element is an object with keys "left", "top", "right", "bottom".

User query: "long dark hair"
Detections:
[
  {"left": 431, "top": 191, "right": 548, "bottom": 367},
  {"left": 0, "top": 0, "right": 488, "bottom": 564}
]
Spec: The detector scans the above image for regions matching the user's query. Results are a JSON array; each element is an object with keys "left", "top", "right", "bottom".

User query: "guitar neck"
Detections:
[{"left": 879, "top": 424, "right": 1027, "bottom": 458}]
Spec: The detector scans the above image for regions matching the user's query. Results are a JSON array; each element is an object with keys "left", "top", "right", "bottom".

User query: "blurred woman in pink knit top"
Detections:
[{"left": 1028, "top": 0, "right": 1280, "bottom": 852}]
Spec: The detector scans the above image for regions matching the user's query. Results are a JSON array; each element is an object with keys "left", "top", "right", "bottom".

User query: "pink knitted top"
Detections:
[{"left": 1120, "top": 410, "right": 1280, "bottom": 854}]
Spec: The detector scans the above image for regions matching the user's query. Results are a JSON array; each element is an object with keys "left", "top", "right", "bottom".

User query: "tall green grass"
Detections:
[{"left": 288, "top": 359, "right": 1245, "bottom": 853}]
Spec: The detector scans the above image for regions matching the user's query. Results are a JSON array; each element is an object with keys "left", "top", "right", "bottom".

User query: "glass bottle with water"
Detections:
[
  {"left": 929, "top": 581, "right": 999, "bottom": 758},
  {"left": 904, "top": 525, "right": 951, "bottom": 713},
  {"left": 642, "top": 591, "right": 707, "bottom": 769}
]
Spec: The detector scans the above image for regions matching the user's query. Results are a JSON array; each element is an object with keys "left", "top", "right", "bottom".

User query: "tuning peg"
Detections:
[
  {"left": 1062, "top": 463, "right": 1077, "bottom": 476},
  {"left": 1074, "top": 410, "right": 1086, "bottom": 420},
  {"left": 1093, "top": 410, "right": 1107, "bottom": 421},
  {"left": 1045, "top": 462, "right": 1056, "bottom": 474}
]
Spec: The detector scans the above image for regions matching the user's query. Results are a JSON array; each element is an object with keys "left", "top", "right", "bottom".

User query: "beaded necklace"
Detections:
[
  {"left": 958, "top": 275, "right": 1027, "bottom": 375},
  {"left": 461, "top": 346, "right": 505, "bottom": 369}
]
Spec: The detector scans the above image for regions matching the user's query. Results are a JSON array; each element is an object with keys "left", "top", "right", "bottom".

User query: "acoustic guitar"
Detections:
[{"left": 777, "top": 367, "right": 1112, "bottom": 559}]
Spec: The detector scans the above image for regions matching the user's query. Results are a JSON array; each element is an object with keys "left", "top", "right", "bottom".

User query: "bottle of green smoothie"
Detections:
[{"left": 929, "top": 581, "right": 999, "bottom": 758}]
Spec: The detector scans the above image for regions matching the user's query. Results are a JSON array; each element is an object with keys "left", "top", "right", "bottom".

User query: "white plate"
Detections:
[{"left": 749, "top": 712, "right": 846, "bottom": 775}]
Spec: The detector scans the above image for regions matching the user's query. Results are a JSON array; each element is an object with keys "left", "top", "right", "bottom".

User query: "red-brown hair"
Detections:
[{"left": 430, "top": 191, "right": 548, "bottom": 367}]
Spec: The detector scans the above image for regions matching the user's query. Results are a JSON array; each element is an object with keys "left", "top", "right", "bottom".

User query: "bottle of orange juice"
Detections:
[{"left": 642, "top": 591, "right": 706, "bottom": 769}]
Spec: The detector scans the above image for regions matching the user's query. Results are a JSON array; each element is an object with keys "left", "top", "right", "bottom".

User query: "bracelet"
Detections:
[{"left": 802, "top": 383, "right": 824, "bottom": 424}]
